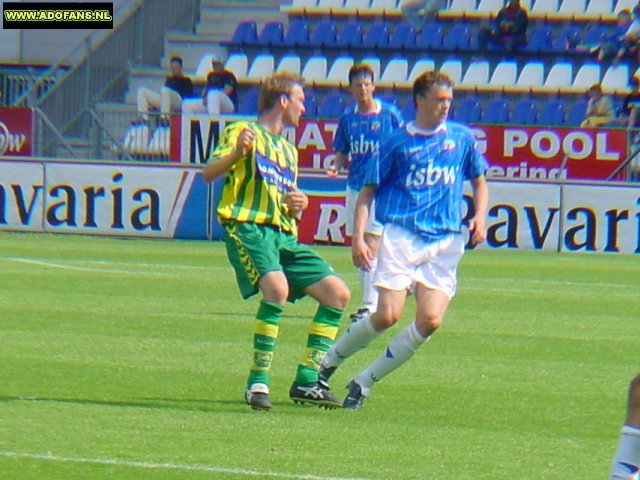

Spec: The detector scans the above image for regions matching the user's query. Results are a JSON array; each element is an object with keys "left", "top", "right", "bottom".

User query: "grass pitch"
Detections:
[{"left": 1, "top": 231, "right": 639, "bottom": 479}]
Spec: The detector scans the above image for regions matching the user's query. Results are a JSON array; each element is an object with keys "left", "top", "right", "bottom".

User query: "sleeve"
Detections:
[
  {"left": 462, "top": 133, "right": 488, "bottom": 181},
  {"left": 332, "top": 115, "right": 350, "bottom": 155},
  {"left": 364, "top": 136, "right": 394, "bottom": 187},
  {"left": 208, "top": 122, "right": 244, "bottom": 164},
  {"left": 390, "top": 105, "right": 404, "bottom": 128}
]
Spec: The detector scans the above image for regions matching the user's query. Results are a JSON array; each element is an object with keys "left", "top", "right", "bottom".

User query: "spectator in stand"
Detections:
[
  {"left": 182, "top": 54, "right": 238, "bottom": 115},
  {"left": 623, "top": 77, "right": 640, "bottom": 132},
  {"left": 581, "top": 84, "right": 615, "bottom": 128},
  {"left": 613, "top": 5, "right": 640, "bottom": 64},
  {"left": 594, "top": 10, "right": 632, "bottom": 61},
  {"left": 400, "top": 0, "right": 449, "bottom": 31},
  {"left": 477, "top": 0, "right": 528, "bottom": 54},
  {"left": 135, "top": 56, "right": 193, "bottom": 126}
]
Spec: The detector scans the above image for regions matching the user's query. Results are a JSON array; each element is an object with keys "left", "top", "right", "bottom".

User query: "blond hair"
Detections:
[{"left": 258, "top": 71, "right": 305, "bottom": 114}]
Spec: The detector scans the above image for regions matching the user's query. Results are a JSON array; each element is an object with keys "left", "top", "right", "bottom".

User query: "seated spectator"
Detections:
[
  {"left": 622, "top": 76, "right": 640, "bottom": 130},
  {"left": 182, "top": 54, "right": 237, "bottom": 115},
  {"left": 581, "top": 84, "right": 615, "bottom": 128},
  {"left": 477, "top": 0, "right": 528, "bottom": 54},
  {"left": 135, "top": 56, "right": 193, "bottom": 125},
  {"left": 400, "top": 0, "right": 448, "bottom": 31},
  {"left": 613, "top": 5, "right": 640, "bottom": 64},
  {"left": 594, "top": 10, "right": 632, "bottom": 61}
]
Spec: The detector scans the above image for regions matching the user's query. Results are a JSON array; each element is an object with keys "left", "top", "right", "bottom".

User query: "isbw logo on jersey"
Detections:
[
  {"left": 405, "top": 162, "right": 458, "bottom": 188},
  {"left": 349, "top": 134, "right": 379, "bottom": 155}
]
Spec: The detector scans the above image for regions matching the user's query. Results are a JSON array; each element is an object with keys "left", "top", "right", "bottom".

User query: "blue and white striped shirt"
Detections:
[
  {"left": 333, "top": 99, "right": 403, "bottom": 190},
  {"left": 365, "top": 121, "right": 488, "bottom": 242}
]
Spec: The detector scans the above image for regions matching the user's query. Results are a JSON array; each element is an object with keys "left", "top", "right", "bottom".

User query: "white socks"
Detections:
[
  {"left": 359, "top": 257, "right": 379, "bottom": 312},
  {"left": 323, "top": 315, "right": 379, "bottom": 368},
  {"left": 355, "top": 321, "right": 429, "bottom": 393},
  {"left": 611, "top": 425, "right": 640, "bottom": 479}
]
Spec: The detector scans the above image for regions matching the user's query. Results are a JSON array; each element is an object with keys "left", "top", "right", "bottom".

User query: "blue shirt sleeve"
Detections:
[
  {"left": 332, "top": 115, "right": 350, "bottom": 155},
  {"left": 364, "top": 136, "right": 395, "bottom": 187},
  {"left": 462, "top": 134, "right": 488, "bottom": 181},
  {"left": 390, "top": 105, "right": 404, "bottom": 129}
]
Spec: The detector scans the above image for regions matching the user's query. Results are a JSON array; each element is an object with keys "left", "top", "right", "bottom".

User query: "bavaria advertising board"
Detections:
[
  {"left": 170, "top": 116, "right": 628, "bottom": 181},
  {"left": 0, "top": 159, "right": 44, "bottom": 231}
]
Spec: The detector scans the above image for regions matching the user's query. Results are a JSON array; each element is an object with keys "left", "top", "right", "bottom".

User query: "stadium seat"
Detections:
[
  {"left": 558, "top": 0, "right": 587, "bottom": 15},
  {"left": 336, "top": 22, "right": 363, "bottom": 49},
  {"left": 538, "top": 100, "right": 565, "bottom": 126},
  {"left": 237, "top": 88, "right": 259, "bottom": 115},
  {"left": 230, "top": 21, "right": 257, "bottom": 45},
  {"left": 525, "top": 25, "right": 552, "bottom": 53},
  {"left": 585, "top": 0, "right": 613, "bottom": 16},
  {"left": 310, "top": 21, "right": 337, "bottom": 47},
  {"left": 483, "top": 98, "right": 510, "bottom": 124},
  {"left": 442, "top": 23, "right": 471, "bottom": 51},
  {"left": 389, "top": 23, "right": 416, "bottom": 50},
  {"left": 344, "top": 0, "right": 370, "bottom": 11},
  {"left": 572, "top": 63, "right": 601, "bottom": 90},
  {"left": 581, "top": 25, "right": 607, "bottom": 47},
  {"left": 302, "top": 56, "right": 329, "bottom": 83},
  {"left": 415, "top": 22, "right": 444, "bottom": 49},
  {"left": 460, "top": 60, "right": 490, "bottom": 88},
  {"left": 289, "top": 0, "right": 318, "bottom": 7},
  {"left": 453, "top": 96, "right": 481, "bottom": 123},
  {"left": 326, "top": 56, "right": 354, "bottom": 85},
  {"left": 378, "top": 58, "right": 409, "bottom": 87},
  {"left": 408, "top": 58, "right": 436, "bottom": 83},
  {"left": 489, "top": 61, "right": 518, "bottom": 89},
  {"left": 511, "top": 99, "right": 537, "bottom": 125},
  {"left": 449, "top": 0, "right": 476, "bottom": 13},
  {"left": 361, "top": 56, "right": 381, "bottom": 81},
  {"left": 531, "top": 0, "right": 559, "bottom": 14},
  {"left": 601, "top": 64, "right": 630, "bottom": 94},
  {"left": 282, "top": 19, "right": 310, "bottom": 47},
  {"left": 257, "top": 22, "right": 284, "bottom": 46},
  {"left": 246, "top": 54, "right": 275, "bottom": 81},
  {"left": 477, "top": 0, "right": 504, "bottom": 13},
  {"left": 615, "top": 0, "right": 638, "bottom": 14},
  {"left": 440, "top": 59, "right": 463, "bottom": 83},
  {"left": 304, "top": 93, "right": 318, "bottom": 116},
  {"left": 551, "top": 24, "right": 580, "bottom": 53},
  {"left": 318, "top": 93, "right": 345, "bottom": 118},
  {"left": 276, "top": 54, "right": 302, "bottom": 75},
  {"left": 515, "top": 61, "right": 544, "bottom": 90},
  {"left": 318, "top": 0, "right": 345, "bottom": 9},
  {"left": 401, "top": 98, "right": 416, "bottom": 121},
  {"left": 224, "top": 54, "right": 249, "bottom": 82},
  {"left": 543, "top": 62, "right": 573, "bottom": 90},
  {"left": 369, "top": 0, "right": 398, "bottom": 13},
  {"left": 566, "top": 100, "right": 587, "bottom": 126},
  {"left": 362, "top": 23, "right": 390, "bottom": 50}
]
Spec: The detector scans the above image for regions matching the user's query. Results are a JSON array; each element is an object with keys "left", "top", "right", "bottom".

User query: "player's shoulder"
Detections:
[
  {"left": 445, "top": 121, "right": 477, "bottom": 140},
  {"left": 382, "top": 123, "right": 411, "bottom": 145}
]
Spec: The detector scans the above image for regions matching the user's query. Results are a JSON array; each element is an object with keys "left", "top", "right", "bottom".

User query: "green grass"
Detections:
[{"left": 1, "top": 231, "right": 639, "bottom": 479}]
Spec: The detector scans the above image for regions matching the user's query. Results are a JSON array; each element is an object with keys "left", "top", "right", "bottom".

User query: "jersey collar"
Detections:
[{"left": 406, "top": 122, "right": 447, "bottom": 136}]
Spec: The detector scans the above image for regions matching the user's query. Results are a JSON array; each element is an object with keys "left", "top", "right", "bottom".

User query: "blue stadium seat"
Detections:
[
  {"left": 237, "top": 88, "right": 259, "bottom": 115},
  {"left": 483, "top": 98, "right": 509, "bottom": 124},
  {"left": 362, "top": 23, "right": 390, "bottom": 50},
  {"left": 511, "top": 99, "right": 537, "bottom": 125},
  {"left": 415, "top": 22, "right": 444, "bottom": 50},
  {"left": 310, "top": 20, "right": 337, "bottom": 47},
  {"left": 552, "top": 24, "right": 580, "bottom": 53},
  {"left": 283, "top": 19, "right": 310, "bottom": 47},
  {"left": 389, "top": 23, "right": 416, "bottom": 50},
  {"left": 452, "top": 97, "right": 481, "bottom": 123},
  {"left": 230, "top": 21, "right": 257, "bottom": 45},
  {"left": 538, "top": 100, "right": 565, "bottom": 126},
  {"left": 566, "top": 100, "right": 587, "bottom": 126},
  {"left": 525, "top": 25, "right": 552, "bottom": 53},
  {"left": 257, "top": 21, "right": 284, "bottom": 46},
  {"left": 442, "top": 23, "right": 471, "bottom": 51},
  {"left": 318, "top": 93, "right": 345, "bottom": 118},
  {"left": 401, "top": 98, "right": 416, "bottom": 122},
  {"left": 304, "top": 94, "right": 318, "bottom": 117},
  {"left": 335, "top": 22, "right": 363, "bottom": 49},
  {"left": 581, "top": 25, "right": 608, "bottom": 47}
]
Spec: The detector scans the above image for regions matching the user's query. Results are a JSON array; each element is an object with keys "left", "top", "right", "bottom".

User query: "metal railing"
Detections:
[{"left": 13, "top": 0, "right": 199, "bottom": 158}]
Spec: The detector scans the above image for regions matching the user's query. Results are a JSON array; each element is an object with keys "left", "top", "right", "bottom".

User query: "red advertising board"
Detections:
[
  {"left": 0, "top": 107, "right": 34, "bottom": 157},
  {"left": 170, "top": 116, "right": 628, "bottom": 181}
]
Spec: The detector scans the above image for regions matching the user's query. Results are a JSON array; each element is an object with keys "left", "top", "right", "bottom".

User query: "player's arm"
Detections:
[
  {"left": 351, "top": 185, "right": 375, "bottom": 270},
  {"left": 202, "top": 127, "right": 255, "bottom": 182},
  {"left": 283, "top": 189, "right": 309, "bottom": 216},
  {"left": 468, "top": 175, "right": 488, "bottom": 247},
  {"left": 327, "top": 152, "right": 348, "bottom": 177}
]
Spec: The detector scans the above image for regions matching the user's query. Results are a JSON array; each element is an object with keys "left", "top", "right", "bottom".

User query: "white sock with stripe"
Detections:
[
  {"left": 611, "top": 425, "right": 640, "bottom": 479},
  {"left": 322, "top": 315, "right": 379, "bottom": 368},
  {"left": 360, "top": 258, "right": 379, "bottom": 312}
]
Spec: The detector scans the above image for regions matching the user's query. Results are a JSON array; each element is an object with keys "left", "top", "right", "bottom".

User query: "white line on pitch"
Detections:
[
  {"left": 6, "top": 257, "right": 170, "bottom": 276},
  {"left": 0, "top": 451, "right": 377, "bottom": 480}
]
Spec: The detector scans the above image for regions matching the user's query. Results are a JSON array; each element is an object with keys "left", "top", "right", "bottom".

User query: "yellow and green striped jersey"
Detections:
[{"left": 209, "top": 121, "right": 299, "bottom": 236}]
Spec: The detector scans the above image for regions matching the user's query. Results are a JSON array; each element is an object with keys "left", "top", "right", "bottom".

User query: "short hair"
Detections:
[
  {"left": 588, "top": 83, "right": 602, "bottom": 94},
  {"left": 169, "top": 56, "right": 183, "bottom": 66},
  {"left": 258, "top": 71, "right": 305, "bottom": 114},
  {"left": 412, "top": 70, "right": 454, "bottom": 104},
  {"left": 348, "top": 63, "right": 375, "bottom": 85}
]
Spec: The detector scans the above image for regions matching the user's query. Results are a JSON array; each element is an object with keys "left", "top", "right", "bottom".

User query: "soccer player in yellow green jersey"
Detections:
[{"left": 203, "top": 72, "right": 350, "bottom": 411}]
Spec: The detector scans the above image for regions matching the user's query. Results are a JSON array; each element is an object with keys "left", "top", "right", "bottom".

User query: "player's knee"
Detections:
[
  {"left": 371, "top": 307, "right": 400, "bottom": 331},
  {"left": 629, "top": 374, "right": 640, "bottom": 399},
  {"left": 261, "top": 282, "right": 289, "bottom": 305},
  {"left": 416, "top": 313, "right": 443, "bottom": 333},
  {"left": 332, "top": 281, "right": 351, "bottom": 309}
]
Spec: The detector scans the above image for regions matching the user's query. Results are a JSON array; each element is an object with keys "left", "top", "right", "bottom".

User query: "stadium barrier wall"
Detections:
[{"left": 1, "top": 158, "right": 638, "bottom": 254}]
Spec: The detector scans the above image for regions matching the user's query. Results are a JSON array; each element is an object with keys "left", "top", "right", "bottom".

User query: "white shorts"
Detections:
[
  {"left": 345, "top": 186, "right": 383, "bottom": 237},
  {"left": 374, "top": 223, "right": 465, "bottom": 298}
]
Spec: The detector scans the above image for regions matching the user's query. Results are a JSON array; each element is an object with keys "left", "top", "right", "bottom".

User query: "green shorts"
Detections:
[{"left": 223, "top": 221, "right": 335, "bottom": 302}]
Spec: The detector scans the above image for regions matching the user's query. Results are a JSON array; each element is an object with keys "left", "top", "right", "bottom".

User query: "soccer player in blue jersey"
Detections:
[
  {"left": 327, "top": 63, "right": 403, "bottom": 324},
  {"left": 319, "top": 70, "right": 489, "bottom": 409}
]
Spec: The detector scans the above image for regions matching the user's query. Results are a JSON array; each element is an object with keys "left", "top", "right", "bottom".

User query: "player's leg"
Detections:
[
  {"left": 281, "top": 242, "right": 350, "bottom": 408},
  {"left": 611, "top": 373, "right": 640, "bottom": 479},
  {"left": 136, "top": 87, "right": 161, "bottom": 121},
  {"left": 223, "top": 222, "right": 287, "bottom": 410},
  {"left": 355, "top": 201, "right": 384, "bottom": 321}
]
